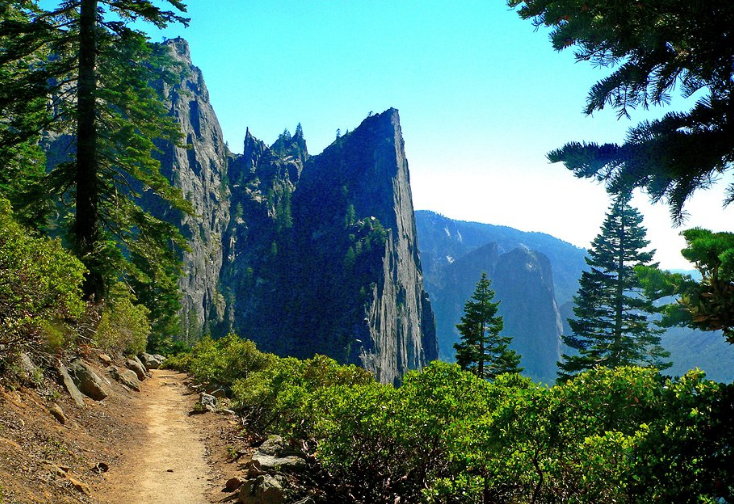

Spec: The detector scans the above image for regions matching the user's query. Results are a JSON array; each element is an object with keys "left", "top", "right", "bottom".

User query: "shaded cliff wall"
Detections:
[
  {"left": 290, "top": 109, "right": 438, "bottom": 384},
  {"left": 153, "top": 38, "right": 230, "bottom": 340},
  {"left": 214, "top": 110, "right": 436, "bottom": 384},
  {"left": 218, "top": 128, "right": 305, "bottom": 346}
]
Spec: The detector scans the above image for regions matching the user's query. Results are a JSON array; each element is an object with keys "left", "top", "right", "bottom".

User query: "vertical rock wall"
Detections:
[
  {"left": 153, "top": 42, "right": 436, "bottom": 382},
  {"left": 154, "top": 38, "right": 230, "bottom": 340}
]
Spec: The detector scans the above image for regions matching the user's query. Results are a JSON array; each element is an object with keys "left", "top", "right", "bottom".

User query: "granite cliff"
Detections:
[
  {"left": 153, "top": 40, "right": 436, "bottom": 383},
  {"left": 152, "top": 38, "right": 230, "bottom": 341},
  {"left": 218, "top": 110, "right": 437, "bottom": 384},
  {"left": 288, "top": 110, "right": 438, "bottom": 383}
]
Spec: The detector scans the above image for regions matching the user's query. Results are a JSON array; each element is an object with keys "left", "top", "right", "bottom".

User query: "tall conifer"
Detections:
[
  {"left": 559, "top": 194, "right": 670, "bottom": 380},
  {"left": 0, "top": 1, "right": 191, "bottom": 336},
  {"left": 454, "top": 272, "right": 523, "bottom": 380}
]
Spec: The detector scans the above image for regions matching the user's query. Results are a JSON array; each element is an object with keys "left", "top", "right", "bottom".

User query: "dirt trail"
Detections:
[{"left": 97, "top": 369, "right": 210, "bottom": 504}]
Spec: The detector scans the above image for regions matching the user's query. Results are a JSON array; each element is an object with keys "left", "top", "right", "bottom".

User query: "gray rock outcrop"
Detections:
[
  {"left": 493, "top": 248, "right": 563, "bottom": 383},
  {"left": 125, "top": 358, "right": 148, "bottom": 382},
  {"left": 145, "top": 41, "right": 436, "bottom": 383},
  {"left": 57, "top": 363, "right": 86, "bottom": 408},
  {"left": 249, "top": 436, "right": 308, "bottom": 474},
  {"left": 68, "top": 360, "right": 108, "bottom": 401},
  {"left": 152, "top": 38, "right": 230, "bottom": 341},
  {"left": 238, "top": 474, "right": 286, "bottom": 504},
  {"left": 140, "top": 353, "right": 164, "bottom": 370},
  {"left": 294, "top": 109, "right": 438, "bottom": 383},
  {"left": 108, "top": 366, "right": 142, "bottom": 392}
]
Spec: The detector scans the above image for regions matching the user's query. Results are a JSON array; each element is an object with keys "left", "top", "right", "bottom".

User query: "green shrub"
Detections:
[
  {"left": 0, "top": 198, "right": 85, "bottom": 354},
  {"left": 183, "top": 333, "right": 276, "bottom": 388},
  {"left": 231, "top": 353, "right": 373, "bottom": 433},
  {"left": 150, "top": 333, "right": 734, "bottom": 503},
  {"left": 93, "top": 283, "right": 150, "bottom": 355},
  {"left": 162, "top": 348, "right": 192, "bottom": 372}
]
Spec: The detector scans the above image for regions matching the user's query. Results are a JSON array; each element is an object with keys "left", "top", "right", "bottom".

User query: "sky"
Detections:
[{"left": 141, "top": 0, "right": 733, "bottom": 270}]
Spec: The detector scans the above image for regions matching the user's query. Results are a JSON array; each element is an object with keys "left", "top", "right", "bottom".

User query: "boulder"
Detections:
[
  {"left": 133, "top": 355, "right": 150, "bottom": 376},
  {"left": 98, "top": 353, "right": 113, "bottom": 366},
  {"left": 125, "top": 358, "right": 147, "bottom": 381},
  {"left": 19, "top": 353, "right": 38, "bottom": 382},
  {"left": 107, "top": 366, "right": 141, "bottom": 392},
  {"left": 140, "top": 352, "right": 163, "bottom": 369},
  {"left": 199, "top": 392, "right": 217, "bottom": 412},
  {"left": 258, "top": 436, "right": 302, "bottom": 457},
  {"left": 250, "top": 453, "right": 307, "bottom": 475},
  {"left": 57, "top": 364, "right": 86, "bottom": 408},
  {"left": 238, "top": 474, "right": 286, "bottom": 504},
  {"left": 247, "top": 436, "right": 308, "bottom": 476},
  {"left": 68, "top": 360, "right": 108, "bottom": 401},
  {"left": 225, "top": 477, "right": 243, "bottom": 492}
]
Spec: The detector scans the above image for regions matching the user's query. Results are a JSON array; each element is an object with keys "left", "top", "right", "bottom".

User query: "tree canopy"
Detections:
[
  {"left": 508, "top": 0, "right": 734, "bottom": 222},
  {"left": 454, "top": 272, "right": 523, "bottom": 380},
  {"left": 0, "top": 1, "right": 191, "bottom": 332},
  {"left": 559, "top": 194, "right": 670, "bottom": 379}
]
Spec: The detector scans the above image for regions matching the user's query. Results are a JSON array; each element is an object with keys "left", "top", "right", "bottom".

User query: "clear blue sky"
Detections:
[{"left": 143, "top": 0, "right": 733, "bottom": 269}]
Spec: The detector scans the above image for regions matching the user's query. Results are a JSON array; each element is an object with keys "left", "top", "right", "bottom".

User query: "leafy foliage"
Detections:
[
  {"left": 508, "top": 0, "right": 734, "bottom": 222},
  {"left": 173, "top": 333, "right": 277, "bottom": 388},
  {"left": 0, "top": 198, "right": 85, "bottom": 354},
  {"left": 0, "top": 0, "right": 191, "bottom": 309},
  {"left": 639, "top": 228, "right": 734, "bottom": 344},
  {"left": 454, "top": 272, "right": 523, "bottom": 379},
  {"left": 93, "top": 283, "right": 150, "bottom": 355},
  {"left": 560, "top": 194, "right": 670, "bottom": 379},
  {"left": 165, "top": 335, "right": 734, "bottom": 503}
]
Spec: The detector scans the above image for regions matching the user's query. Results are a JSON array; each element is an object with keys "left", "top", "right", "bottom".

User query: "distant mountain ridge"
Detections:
[
  {"left": 415, "top": 210, "right": 734, "bottom": 383},
  {"left": 416, "top": 211, "right": 578, "bottom": 382},
  {"left": 415, "top": 210, "right": 587, "bottom": 307}
]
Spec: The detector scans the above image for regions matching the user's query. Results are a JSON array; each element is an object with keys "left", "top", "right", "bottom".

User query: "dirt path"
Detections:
[{"left": 97, "top": 369, "right": 211, "bottom": 504}]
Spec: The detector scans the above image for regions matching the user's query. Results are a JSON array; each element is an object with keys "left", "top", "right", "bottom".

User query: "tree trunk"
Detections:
[{"left": 76, "top": 0, "right": 103, "bottom": 300}]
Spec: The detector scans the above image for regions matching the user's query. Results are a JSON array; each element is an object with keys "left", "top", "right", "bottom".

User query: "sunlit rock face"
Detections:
[
  {"left": 157, "top": 49, "right": 437, "bottom": 383},
  {"left": 152, "top": 38, "right": 230, "bottom": 340}
]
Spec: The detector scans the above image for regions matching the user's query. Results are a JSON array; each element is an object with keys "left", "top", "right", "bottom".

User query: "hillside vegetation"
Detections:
[{"left": 166, "top": 337, "right": 734, "bottom": 503}]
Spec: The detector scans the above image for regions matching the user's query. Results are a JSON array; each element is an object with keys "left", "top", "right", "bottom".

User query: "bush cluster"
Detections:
[
  {"left": 93, "top": 283, "right": 151, "bottom": 355},
  {"left": 171, "top": 334, "right": 734, "bottom": 503},
  {"left": 0, "top": 198, "right": 162, "bottom": 380},
  {"left": 0, "top": 198, "right": 86, "bottom": 355}
]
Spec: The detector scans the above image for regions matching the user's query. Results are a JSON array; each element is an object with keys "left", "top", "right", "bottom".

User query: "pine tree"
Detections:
[
  {"left": 508, "top": 0, "right": 734, "bottom": 222},
  {"left": 454, "top": 272, "right": 523, "bottom": 380},
  {"left": 559, "top": 194, "right": 670, "bottom": 380},
  {"left": 0, "top": 1, "right": 191, "bottom": 314}
]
